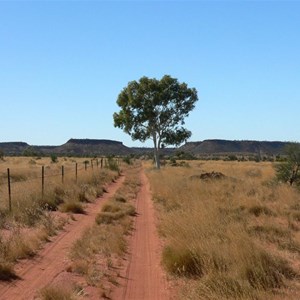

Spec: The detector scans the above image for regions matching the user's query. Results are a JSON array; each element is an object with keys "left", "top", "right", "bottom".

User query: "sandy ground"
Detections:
[
  {"left": 112, "top": 169, "right": 171, "bottom": 300},
  {"left": 0, "top": 175, "right": 125, "bottom": 300}
]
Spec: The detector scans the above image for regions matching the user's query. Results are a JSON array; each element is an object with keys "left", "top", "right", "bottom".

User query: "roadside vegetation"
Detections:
[
  {"left": 0, "top": 156, "right": 120, "bottom": 281},
  {"left": 68, "top": 161, "right": 141, "bottom": 298},
  {"left": 147, "top": 160, "right": 300, "bottom": 299}
]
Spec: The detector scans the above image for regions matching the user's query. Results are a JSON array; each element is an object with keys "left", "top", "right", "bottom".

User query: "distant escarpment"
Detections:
[
  {"left": 0, "top": 139, "right": 134, "bottom": 156},
  {"left": 0, "top": 142, "right": 31, "bottom": 156},
  {"left": 0, "top": 138, "right": 295, "bottom": 157},
  {"left": 180, "top": 139, "right": 290, "bottom": 157},
  {"left": 53, "top": 139, "right": 131, "bottom": 156}
]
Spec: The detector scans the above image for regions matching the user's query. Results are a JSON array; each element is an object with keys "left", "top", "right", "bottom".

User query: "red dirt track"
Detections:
[
  {"left": 0, "top": 168, "right": 171, "bottom": 300},
  {"left": 0, "top": 175, "right": 125, "bottom": 300},
  {"left": 112, "top": 169, "right": 170, "bottom": 300}
]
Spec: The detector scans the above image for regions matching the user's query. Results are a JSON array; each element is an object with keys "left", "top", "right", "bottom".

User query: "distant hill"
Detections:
[
  {"left": 0, "top": 142, "right": 31, "bottom": 156},
  {"left": 52, "top": 139, "right": 133, "bottom": 156},
  {"left": 0, "top": 139, "right": 134, "bottom": 156},
  {"left": 0, "top": 138, "right": 295, "bottom": 157},
  {"left": 179, "top": 139, "right": 291, "bottom": 157}
]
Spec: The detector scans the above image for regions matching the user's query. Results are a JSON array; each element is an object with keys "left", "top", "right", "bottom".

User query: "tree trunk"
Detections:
[
  {"left": 154, "top": 146, "right": 160, "bottom": 169},
  {"left": 153, "top": 134, "right": 160, "bottom": 169}
]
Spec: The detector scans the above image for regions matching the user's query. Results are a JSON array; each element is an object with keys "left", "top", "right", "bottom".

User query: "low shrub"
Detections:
[
  {"left": 96, "top": 203, "right": 135, "bottom": 225},
  {"left": 248, "top": 205, "right": 275, "bottom": 217},
  {"left": 39, "top": 285, "right": 76, "bottom": 300},
  {"left": 60, "top": 202, "right": 85, "bottom": 214},
  {"left": 162, "top": 246, "right": 204, "bottom": 277},
  {"left": 0, "top": 263, "right": 18, "bottom": 281}
]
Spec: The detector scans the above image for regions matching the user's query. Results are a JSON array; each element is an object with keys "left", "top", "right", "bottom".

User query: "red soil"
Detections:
[
  {"left": 0, "top": 175, "right": 125, "bottom": 300},
  {"left": 112, "top": 169, "right": 171, "bottom": 300},
  {"left": 0, "top": 168, "right": 171, "bottom": 300}
]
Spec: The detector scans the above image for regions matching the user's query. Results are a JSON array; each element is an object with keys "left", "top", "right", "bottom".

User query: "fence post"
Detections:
[
  {"left": 91, "top": 159, "right": 93, "bottom": 169},
  {"left": 85, "top": 161, "right": 87, "bottom": 170},
  {"left": 75, "top": 163, "right": 78, "bottom": 183},
  {"left": 7, "top": 168, "right": 12, "bottom": 212},
  {"left": 42, "top": 166, "right": 45, "bottom": 197},
  {"left": 100, "top": 158, "right": 103, "bottom": 168},
  {"left": 62, "top": 165, "right": 64, "bottom": 184}
]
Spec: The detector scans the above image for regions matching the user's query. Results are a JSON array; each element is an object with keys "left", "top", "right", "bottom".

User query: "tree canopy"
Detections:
[
  {"left": 113, "top": 75, "right": 198, "bottom": 168},
  {"left": 275, "top": 143, "right": 300, "bottom": 186}
]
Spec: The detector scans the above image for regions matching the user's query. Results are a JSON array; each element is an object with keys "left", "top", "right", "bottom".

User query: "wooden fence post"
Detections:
[
  {"left": 62, "top": 166, "right": 64, "bottom": 184},
  {"left": 75, "top": 163, "right": 78, "bottom": 183},
  {"left": 7, "top": 168, "right": 12, "bottom": 212},
  {"left": 42, "top": 166, "right": 45, "bottom": 197}
]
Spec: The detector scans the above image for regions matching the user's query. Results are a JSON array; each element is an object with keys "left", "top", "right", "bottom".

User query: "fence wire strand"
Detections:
[{"left": 0, "top": 158, "right": 119, "bottom": 211}]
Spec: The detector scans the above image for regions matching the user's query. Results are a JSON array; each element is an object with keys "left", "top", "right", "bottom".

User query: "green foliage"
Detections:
[
  {"left": 50, "top": 154, "right": 58, "bottom": 163},
  {"left": 227, "top": 154, "right": 238, "bottom": 161},
  {"left": 174, "top": 150, "right": 196, "bottom": 160},
  {"left": 275, "top": 143, "right": 300, "bottom": 185},
  {"left": 113, "top": 75, "right": 198, "bottom": 168},
  {"left": 122, "top": 156, "right": 132, "bottom": 165},
  {"left": 107, "top": 157, "right": 119, "bottom": 171},
  {"left": 23, "top": 147, "right": 38, "bottom": 157}
]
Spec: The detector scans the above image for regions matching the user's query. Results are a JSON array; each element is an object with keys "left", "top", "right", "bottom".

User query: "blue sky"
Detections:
[{"left": 0, "top": 1, "right": 299, "bottom": 147}]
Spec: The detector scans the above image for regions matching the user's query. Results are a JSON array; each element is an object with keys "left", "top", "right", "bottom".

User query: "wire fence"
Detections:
[{"left": 0, "top": 157, "right": 120, "bottom": 212}]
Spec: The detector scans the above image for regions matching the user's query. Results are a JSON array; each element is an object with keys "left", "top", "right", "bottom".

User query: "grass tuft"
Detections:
[
  {"left": 162, "top": 246, "right": 204, "bottom": 277},
  {"left": 39, "top": 285, "right": 77, "bottom": 300},
  {"left": 0, "top": 263, "right": 18, "bottom": 281},
  {"left": 244, "top": 250, "right": 297, "bottom": 290},
  {"left": 60, "top": 202, "right": 85, "bottom": 214},
  {"left": 248, "top": 205, "right": 275, "bottom": 217}
]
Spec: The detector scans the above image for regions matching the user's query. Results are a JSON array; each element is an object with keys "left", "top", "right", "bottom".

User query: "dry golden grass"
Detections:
[
  {"left": 146, "top": 160, "right": 300, "bottom": 299},
  {"left": 39, "top": 284, "right": 78, "bottom": 300},
  {"left": 0, "top": 156, "right": 121, "bottom": 281},
  {"left": 69, "top": 162, "right": 141, "bottom": 296}
]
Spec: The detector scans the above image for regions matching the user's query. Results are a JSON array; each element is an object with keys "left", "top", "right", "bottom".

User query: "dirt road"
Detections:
[
  {"left": 112, "top": 169, "right": 170, "bottom": 300},
  {"left": 0, "top": 175, "right": 125, "bottom": 300},
  {"left": 0, "top": 168, "right": 171, "bottom": 300}
]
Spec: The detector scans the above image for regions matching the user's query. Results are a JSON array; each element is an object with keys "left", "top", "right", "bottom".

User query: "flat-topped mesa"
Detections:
[
  {"left": 0, "top": 142, "right": 31, "bottom": 155},
  {"left": 59, "top": 138, "right": 131, "bottom": 156},
  {"left": 66, "top": 139, "right": 123, "bottom": 146},
  {"left": 0, "top": 142, "right": 29, "bottom": 147}
]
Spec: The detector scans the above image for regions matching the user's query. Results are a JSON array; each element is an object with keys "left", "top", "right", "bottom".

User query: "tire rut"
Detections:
[{"left": 0, "top": 175, "right": 125, "bottom": 300}]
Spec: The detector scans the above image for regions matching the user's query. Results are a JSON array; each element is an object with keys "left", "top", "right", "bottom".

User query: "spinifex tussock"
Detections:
[{"left": 147, "top": 160, "right": 300, "bottom": 299}]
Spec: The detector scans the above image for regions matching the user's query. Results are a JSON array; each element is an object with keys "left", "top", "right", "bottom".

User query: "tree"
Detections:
[
  {"left": 275, "top": 143, "right": 300, "bottom": 186},
  {"left": 0, "top": 150, "right": 4, "bottom": 161},
  {"left": 113, "top": 75, "right": 198, "bottom": 169}
]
